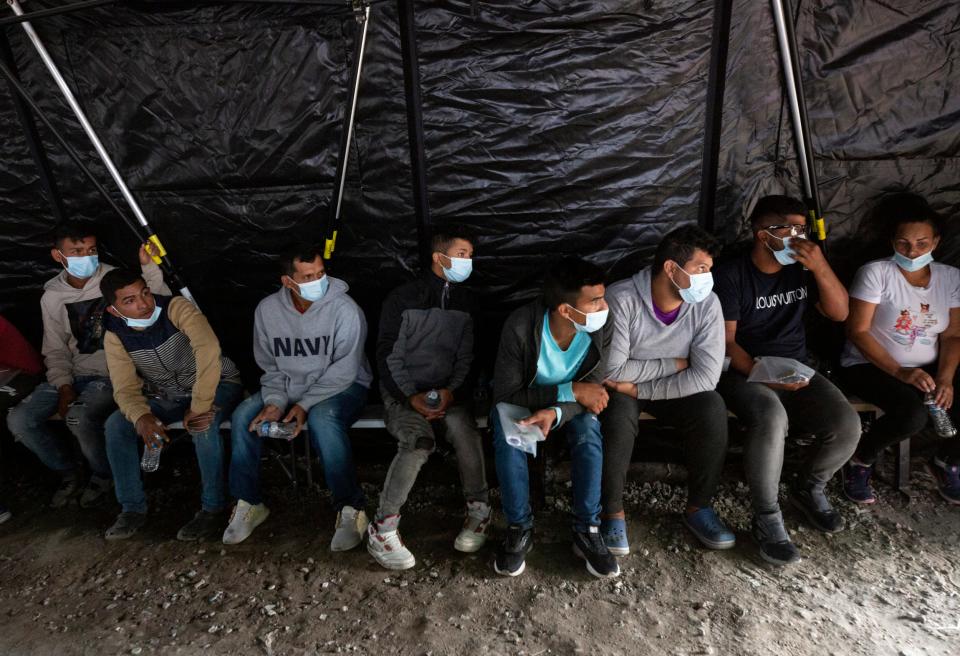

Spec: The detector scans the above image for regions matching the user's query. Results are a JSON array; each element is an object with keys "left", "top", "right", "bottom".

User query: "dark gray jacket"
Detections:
[
  {"left": 492, "top": 299, "right": 611, "bottom": 429},
  {"left": 377, "top": 273, "right": 475, "bottom": 401}
]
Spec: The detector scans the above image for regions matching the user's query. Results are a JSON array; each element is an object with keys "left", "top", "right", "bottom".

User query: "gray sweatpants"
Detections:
[
  {"left": 376, "top": 392, "right": 489, "bottom": 519},
  {"left": 717, "top": 371, "right": 861, "bottom": 515}
]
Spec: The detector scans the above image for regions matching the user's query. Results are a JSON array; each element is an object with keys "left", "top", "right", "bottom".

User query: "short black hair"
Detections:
[
  {"left": 873, "top": 192, "right": 942, "bottom": 239},
  {"left": 279, "top": 244, "right": 325, "bottom": 277},
  {"left": 543, "top": 257, "right": 606, "bottom": 310},
  {"left": 52, "top": 222, "right": 97, "bottom": 248},
  {"left": 749, "top": 195, "right": 809, "bottom": 230},
  {"left": 100, "top": 268, "right": 145, "bottom": 305},
  {"left": 431, "top": 225, "right": 475, "bottom": 254},
  {"left": 653, "top": 225, "right": 720, "bottom": 272}
]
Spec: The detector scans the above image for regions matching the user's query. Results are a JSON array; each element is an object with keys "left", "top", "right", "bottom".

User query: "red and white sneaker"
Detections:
[
  {"left": 367, "top": 515, "right": 416, "bottom": 570},
  {"left": 454, "top": 501, "right": 491, "bottom": 553}
]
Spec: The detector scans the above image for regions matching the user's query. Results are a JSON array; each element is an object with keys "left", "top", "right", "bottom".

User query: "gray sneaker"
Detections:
[
  {"left": 105, "top": 512, "right": 147, "bottom": 540},
  {"left": 50, "top": 472, "right": 82, "bottom": 508},
  {"left": 79, "top": 476, "right": 114, "bottom": 509},
  {"left": 177, "top": 510, "right": 227, "bottom": 542}
]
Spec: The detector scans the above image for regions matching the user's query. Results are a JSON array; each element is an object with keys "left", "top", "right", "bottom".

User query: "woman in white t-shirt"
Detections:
[{"left": 840, "top": 193, "right": 960, "bottom": 505}]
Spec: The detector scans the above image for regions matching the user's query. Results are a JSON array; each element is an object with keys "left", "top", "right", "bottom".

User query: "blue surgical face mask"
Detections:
[
  {"left": 113, "top": 304, "right": 162, "bottom": 329},
  {"left": 567, "top": 304, "right": 608, "bottom": 333},
  {"left": 765, "top": 233, "right": 800, "bottom": 266},
  {"left": 297, "top": 276, "right": 329, "bottom": 302},
  {"left": 894, "top": 250, "right": 934, "bottom": 272},
  {"left": 671, "top": 264, "right": 714, "bottom": 304},
  {"left": 60, "top": 252, "right": 99, "bottom": 279},
  {"left": 440, "top": 254, "right": 473, "bottom": 283}
]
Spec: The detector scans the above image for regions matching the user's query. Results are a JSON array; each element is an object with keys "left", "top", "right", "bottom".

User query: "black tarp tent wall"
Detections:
[{"left": 1, "top": 0, "right": 957, "bottom": 380}]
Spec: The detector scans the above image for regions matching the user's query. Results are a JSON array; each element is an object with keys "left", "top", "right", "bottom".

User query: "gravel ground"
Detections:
[{"left": 0, "top": 440, "right": 957, "bottom": 656}]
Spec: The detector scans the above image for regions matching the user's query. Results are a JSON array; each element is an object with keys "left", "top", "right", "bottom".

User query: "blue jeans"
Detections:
[
  {"left": 230, "top": 384, "right": 367, "bottom": 511},
  {"left": 492, "top": 410, "right": 603, "bottom": 533},
  {"left": 7, "top": 376, "right": 114, "bottom": 477},
  {"left": 104, "top": 382, "right": 243, "bottom": 514}
]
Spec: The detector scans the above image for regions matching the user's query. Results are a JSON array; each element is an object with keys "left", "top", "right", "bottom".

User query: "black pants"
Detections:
[
  {"left": 840, "top": 363, "right": 960, "bottom": 465},
  {"left": 599, "top": 389, "right": 729, "bottom": 513}
]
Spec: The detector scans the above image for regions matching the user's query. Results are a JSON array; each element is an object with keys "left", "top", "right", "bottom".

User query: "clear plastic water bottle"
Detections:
[
  {"left": 258, "top": 421, "right": 297, "bottom": 440},
  {"left": 141, "top": 441, "right": 162, "bottom": 473},
  {"left": 924, "top": 392, "right": 957, "bottom": 438},
  {"left": 425, "top": 389, "right": 441, "bottom": 409}
]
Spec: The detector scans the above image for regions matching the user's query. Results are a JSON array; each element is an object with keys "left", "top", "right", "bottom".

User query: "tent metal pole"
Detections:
[
  {"left": 0, "top": 28, "right": 67, "bottom": 223},
  {"left": 697, "top": 0, "right": 733, "bottom": 234},
  {"left": 397, "top": 0, "right": 432, "bottom": 268},
  {"left": 324, "top": 0, "right": 370, "bottom": 259},
  {"left": 771, "top": 0, "right": 826, "bottom": 247},
  {"left": 0, "top": 0, "right": 121, "bottom": 27},
  {"left": 7, "top": 0, "right": 195, "bottom": 300}
]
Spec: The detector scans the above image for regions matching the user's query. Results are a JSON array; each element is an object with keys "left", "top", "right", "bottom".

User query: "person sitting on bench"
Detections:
[
  {"left": 367, "top": 227, "right": 490, "bottom": 570},
  {"left": 0, "top": 313, "right": 43, "bottom": 524},
  {"left": 7, "top": 223, "right": 169, "bottom": 510},
  {"left": 491, "top": 257, "right": 619, "bottom": 579},
  {"left": 100, "top": 269, "right": 242, "bottom": 540},
  {"left": 713, "top": 195, "right": 860, "bottom": 566},
  {"left": 840, "top": 193, "right": 960, "bottom": 505},
  {"left": 224, "top": 245, "right": 373, "bottom": 551},
  {"left": 601, "top": 225, "right": 734, "bottom": 555}
]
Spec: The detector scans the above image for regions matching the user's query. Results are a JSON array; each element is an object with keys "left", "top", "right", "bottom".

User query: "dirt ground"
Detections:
[{"left": 0, "top": 439, "right": 957, "bottom": 656}]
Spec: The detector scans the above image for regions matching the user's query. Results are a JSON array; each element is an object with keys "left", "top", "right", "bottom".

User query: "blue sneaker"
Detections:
[
  {"left": 601, "top": 517, "right": 629, "bottom": 556},
  {"left": 928, "top": 457, "right": 960, "bottom": 505},
  {"left": 0, "top": 504, "right": 10, "bottom": 524},
  {"left": 683, "top": 507, "right": 735, "bottom": 550},
  {"left": 843, "top": 461, "right": 876, "bottom": 504}
]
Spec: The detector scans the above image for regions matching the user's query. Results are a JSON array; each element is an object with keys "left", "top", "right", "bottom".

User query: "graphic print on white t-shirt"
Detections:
[{"left": 890, "top": 303, "right": 937, "bottom": 351}]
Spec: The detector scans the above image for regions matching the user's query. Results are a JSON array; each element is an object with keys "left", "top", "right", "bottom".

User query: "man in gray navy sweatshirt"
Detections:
[
  {"left": 601, "top": 226, "right": 734, "bottom": 556},
  {"left": 223, "top": 244, "right": 373, "bottom": 551}
]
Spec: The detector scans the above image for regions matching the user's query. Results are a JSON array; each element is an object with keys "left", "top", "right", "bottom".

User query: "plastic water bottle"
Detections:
[
  {"left": 141, "top": 442, "right": 162, "bottom": 473},
  {"left": 425, "top": 389, "right": 441, "bottom": 409},
  {"left": 258, "top": 421, "right": 297, "bottom": 440},
  {"left": 924, "top": 392, "right": 957, "bottom": 438}
]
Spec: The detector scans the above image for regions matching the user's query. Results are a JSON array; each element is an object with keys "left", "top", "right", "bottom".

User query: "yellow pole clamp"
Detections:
[
  {"left": 808, "top": 210, "right": 827, "bottom": 241},
  {"left": 324, "top": 230, "right": 338, "bottom": 259},
  {"left": 145, "top": 234, "right": 167, "bottom": 264}
]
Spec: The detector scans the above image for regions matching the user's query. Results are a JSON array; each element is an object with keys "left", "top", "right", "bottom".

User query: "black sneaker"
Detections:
[
  {"left": 790, "top": 486, "right": 845, "bottom": 533},
  {"left": 751, "top": 511, "right": 801, "bottom": 566},
  {"left": 105, "top": 512, "right": 147, "bottom": 540},
  {"left": 177, "top": 510, "right": 227, "bottom": 542},
  {"left": 572, "top": 526, "right": 620, "bottom": 578},
  {"left": 494, "top": 525, "right": 533, "bottom": 577}
]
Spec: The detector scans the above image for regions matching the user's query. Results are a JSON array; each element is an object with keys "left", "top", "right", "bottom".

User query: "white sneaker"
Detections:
[
  {"left": 454, "top": 501, "right": 491, "bottom": 553},
  {"left": 222, "top": 500, "right": 270, "bottom": 545},
  {"left": 330, "top": 505, "right": 368, "bottom": 551},
  {"left": 367, "top": 515, "right": 416, "bottom": 570}
]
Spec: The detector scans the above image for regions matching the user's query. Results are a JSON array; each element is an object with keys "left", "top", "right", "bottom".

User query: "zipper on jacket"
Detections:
[{"left": 442, "top": 281, "right": 450, "bottom": 310}]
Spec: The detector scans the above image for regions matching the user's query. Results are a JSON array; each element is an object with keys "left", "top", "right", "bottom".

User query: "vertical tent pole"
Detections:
[
  {"left": 324, "top": 0, "right": 371, "bottom": 260},
  {"left": 397, "top": 0, "right": 432, "bottom": 268},
  {"left": 771, "top": 0, "right": 827, "bottom": 249},
  {"left": 697, "top": 0, "right": 733, "bottom": 234},
  {"left": 6, "top": 0, "right": 196, "bottom": 300}
]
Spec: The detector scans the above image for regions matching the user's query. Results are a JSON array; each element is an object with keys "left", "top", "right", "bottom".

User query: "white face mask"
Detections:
[
  {"left": 565, "top": 304, "right": 608, "bottom": 333},
  {"left": 439, "top": 254, "right": 473, "bottom": 283},
  {"left": 669, "top": 262, "right": 714, "bottom": 304}
]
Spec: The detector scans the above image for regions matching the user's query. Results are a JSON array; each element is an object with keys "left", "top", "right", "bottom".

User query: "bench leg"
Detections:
[
  {"left": 288, "top": 439, "right": 298, "bottom": 492},
  {"left": 304, "top": 433, "right": 314, "bottom": 488},
  {"left": 895, "top": 437, "right": 911, "bottom": 493}
]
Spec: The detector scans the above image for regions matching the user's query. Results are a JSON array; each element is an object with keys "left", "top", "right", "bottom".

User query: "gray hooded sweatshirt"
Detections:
[
  {"left": 253, "top": 276, "right": 373, "bottom": 411},
  {"left": 40, "top": 262, "right": 169, "bottom": 388},
  {"left": 603, "top": 267, "right": 724, "bottom": 400}
]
